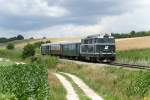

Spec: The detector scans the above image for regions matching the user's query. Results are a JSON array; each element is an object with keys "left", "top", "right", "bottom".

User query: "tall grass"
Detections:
[
  {"left": 57, "top": 62, "right": 150, "bottom": 100},
  {"left": 0, "top": 64, "right": 49, "bottom": 99},
  {"left": 0, "top": 49, "right": 22, "bottom": 61},
  {"left": 32, "top": 55, "right": 59, "bottom": 69},
  {"left": 117, "top": 48, "right": 150, "bottom": 65}
]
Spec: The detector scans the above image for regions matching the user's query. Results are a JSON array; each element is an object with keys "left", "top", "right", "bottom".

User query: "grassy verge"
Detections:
[
  {"left": 48, "top": 72, "right": 66, "bottom": 100},
  {"left": 0, "top": 64, "right": 49, "bottom": 99},
  {"left": 60, "top": 73, "right": 91, "bottom": 100},
  {"left": 57, "top": 62, "right": 150, "bottom": 100},
  {"left": 0, "top": 49, "right": 22, "bottom": 61},
  {"left": 117, "top": 48, "right": 150, "bottom": 65}
]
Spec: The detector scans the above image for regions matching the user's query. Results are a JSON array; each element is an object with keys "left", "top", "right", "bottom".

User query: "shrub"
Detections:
[
  {"left": 32, "top": 55, "right": 59, "bottom": 69},
  {"left": 0, "top": 64, "right": 49, "bottom": 99},
  {"left": 6, "top": 43, "right": 15, "bottom": 50},
  {"left": 22, "top": 44, "right": 35, "bottom": 59}
]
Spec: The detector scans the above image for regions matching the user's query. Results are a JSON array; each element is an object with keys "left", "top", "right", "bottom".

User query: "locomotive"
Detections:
[{"left": 41, "top": 34, "right": 116, "bottom": 62}]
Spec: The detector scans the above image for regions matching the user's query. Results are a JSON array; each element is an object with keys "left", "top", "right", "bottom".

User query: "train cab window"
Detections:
[{"left": 96, "top": 38, "right": 104, "bottom": 43}]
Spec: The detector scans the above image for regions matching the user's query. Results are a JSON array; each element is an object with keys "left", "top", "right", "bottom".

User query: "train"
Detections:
[{"left": 41, "top": 34, "right": 116, "bottom": 62}]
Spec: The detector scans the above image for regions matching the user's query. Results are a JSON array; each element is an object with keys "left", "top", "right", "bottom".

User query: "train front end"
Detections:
[
  {"left": 96, "top": 35, "right": 116, "bottom": 62},
  {"left": 80, "top": 34, "right": 116, "bottom": 62}
]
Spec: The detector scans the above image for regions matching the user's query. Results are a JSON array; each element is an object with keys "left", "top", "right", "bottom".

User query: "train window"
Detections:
[
  {"left": 88, "top": 45, "right": 94, "bottom": 53},
  {"left": 97, "top": 38, "right": 104, "bottom": 43},
  {"left": 81, "top": 45, "right": 88, "bottom": 52}
]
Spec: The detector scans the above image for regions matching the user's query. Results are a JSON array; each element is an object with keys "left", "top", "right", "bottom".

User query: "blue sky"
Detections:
[{"left": 0, "top": 0, "right": 150, "bottom": 38}]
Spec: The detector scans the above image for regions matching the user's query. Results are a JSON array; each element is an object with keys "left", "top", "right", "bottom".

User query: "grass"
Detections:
[
  {"left": 48, "top": 72, "right": 66, "bottom": 100},
  {"left": 61, "top": 73, "right": 91, "bottom": 100},
  {"left": 57, "top": 61, "right": 150, "bottom": 100},
  {"left": 0, "top": 49, "right": 22, "bottom": 61},
  {"left": 117, "top": 48, "right": 150, "bottom": 65},
  {"left": 0, "top": 58, "right": 15, "bottom": 66},
  {"left": 0, "top": 64, "right": 49, "bottom": 99}
]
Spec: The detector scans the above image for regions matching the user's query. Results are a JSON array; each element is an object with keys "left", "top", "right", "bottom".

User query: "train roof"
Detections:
[
  {"left": 41, "top": 41, "right": 81, "bottom": 46},
  {"left": 85, "top": 34, "right": 114, "bottom": 39}
]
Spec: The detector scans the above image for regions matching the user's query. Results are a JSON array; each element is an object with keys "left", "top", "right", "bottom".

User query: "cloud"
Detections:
[{"left": 0, "top": 0, "right": 150, "bottom": 38}]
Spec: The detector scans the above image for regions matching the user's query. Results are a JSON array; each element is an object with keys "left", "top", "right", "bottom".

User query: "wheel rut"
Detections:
[
  {"left": 61, "top": 72, "right": 103, "bottom": 100},
  {"left": 54, "top": 73, "right": 79, "bottom": 100}
]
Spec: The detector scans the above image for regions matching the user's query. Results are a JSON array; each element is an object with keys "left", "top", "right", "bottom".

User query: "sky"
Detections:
[{"left": 0, "top": 0, "right": 150, "bottom": 38}]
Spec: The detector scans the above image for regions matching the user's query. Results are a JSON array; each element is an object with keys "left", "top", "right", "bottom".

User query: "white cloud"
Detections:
[
  {"left": 0, "top": 0, "right": 68, "bottom": 17},
  {"left": 0, "top": 0, "right": 150, "bottom": 38},
  {"left": 98, "top": 0, "right": 150, "bottom": 33}
]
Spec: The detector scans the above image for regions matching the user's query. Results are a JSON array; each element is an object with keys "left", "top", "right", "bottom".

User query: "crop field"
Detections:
[
  {"left": 116, "top": 36, "right": 150, "bottom": 51},
  {"left": 0, "top": 64, "right": 49, "bottom": 99},
  {"left": 57, "top": 61, "right": 150, "bottom": 100}
]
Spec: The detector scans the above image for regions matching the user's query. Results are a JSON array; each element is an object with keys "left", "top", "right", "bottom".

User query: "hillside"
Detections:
[
  {"left": 0, "top": 37, "right": 81, "bottom": 49},
  {"left": 1, "top": 36, "right": 150, "bottom": 51}
]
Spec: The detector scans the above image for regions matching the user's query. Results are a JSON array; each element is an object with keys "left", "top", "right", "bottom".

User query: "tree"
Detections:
[
  {"left": 130, "top": 30, "right": 136, "bottom": 36},
  {"left": 6, "top": 43, "right": 15, "bottom": 50},
  {"left": 17, "top": 35, "right": 24, "bottom": 40},
  {"left": 45, "top": 40, "right": 51, "bottom": 43},
  {"left": 22, "top": 44, "right": 35, "bottom": 59}
]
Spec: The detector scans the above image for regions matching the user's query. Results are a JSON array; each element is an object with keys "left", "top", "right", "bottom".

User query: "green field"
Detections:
[{"left": 117, "top": 48, "right": 150, "bottom": 65}]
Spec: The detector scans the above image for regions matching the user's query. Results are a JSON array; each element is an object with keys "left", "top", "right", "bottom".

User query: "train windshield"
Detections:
[{"left": 96, "top": 38, "right": 115, "bottom": 43}]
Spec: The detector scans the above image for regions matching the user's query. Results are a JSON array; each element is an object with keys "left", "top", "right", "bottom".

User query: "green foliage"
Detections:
[
  {"left": 0, "top": 93, "right": 18, "bottom": 100},
  {"left": 0, "top": 35, "right": 24, "bottom": 43},
  {"left": 127, "top": 71, "right": 150, "bottom": 97},
  {"left": 33, "top": 41, "right": 45, "bottom": 49},
  {"left": 0, "top": 64, "right": 49, "bottom": 99},
  {"left": 16, "top": 35, "right": 24, "bottom": 40},
  {"left": 0, "top": 49, "right": 22, "bottom": 60},
  {"left": 6, "top": 43, "right": 15, "bottom": 50},
  {"left": 22, "top": 44, "right": 35, "bottom": 59},
  {"left": 112, "top": 31, "right": 150, "bottom": 39},
  {"left": 117, "top": 49, "right": 150, "bottom": 65},
  {"left": 32, "top": 55, "right": 59, "bottom": 69}
]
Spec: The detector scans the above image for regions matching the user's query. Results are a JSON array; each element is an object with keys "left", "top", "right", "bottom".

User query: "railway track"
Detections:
[
  {"left": 109, "top": 62, "right": 150, "bottom": 70},
  {"left": 60, "top": 58, "right": 150, "bottom": 70}
]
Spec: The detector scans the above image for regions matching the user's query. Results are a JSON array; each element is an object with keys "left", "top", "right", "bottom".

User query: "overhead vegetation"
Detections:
[
  {"left": 0, "top": 35, "right": 24, "bottom": 43},
  {"left": 112, "top": 30, "right": 150, "bottom": 39},
  {"left": 0, "top": 64, "right": 49, "bottom": 99},
  {"left": 6, "top": 43, "right": 15, "bottom": 50}
]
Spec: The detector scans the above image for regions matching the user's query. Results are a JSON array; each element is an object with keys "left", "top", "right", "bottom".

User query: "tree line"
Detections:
[
  {"left": 112, "top": 31, "right": 150, "bottom": 39},
  {"left": 0, "top": 35, "right": 24, "bottom": 43}
]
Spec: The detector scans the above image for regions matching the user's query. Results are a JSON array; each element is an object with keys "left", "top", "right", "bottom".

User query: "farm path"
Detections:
[
  {"left": 54, "top": 73, "right": 79, "bottom": 100},
  {"left": 61, "top": 72, "right": 103, "bottom": 100}
]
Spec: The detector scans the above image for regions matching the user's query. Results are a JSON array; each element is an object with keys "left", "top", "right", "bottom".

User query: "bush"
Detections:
[
  {"left": 22, "top": 44, "right": 35, "bottom": 59},
  {"left": 0, "top": 64, "right": 49, "bottom": 99},
  {"left": 6, "top": 43, "right": 15, "bottom": 50},
  {"left": 32, "top": 55, "right": 59, "bottom": 69}
]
